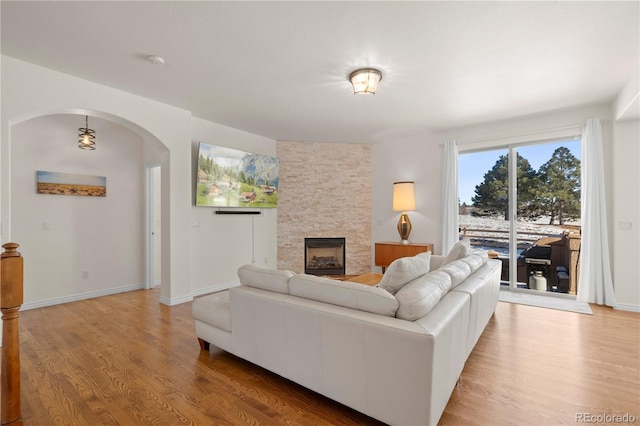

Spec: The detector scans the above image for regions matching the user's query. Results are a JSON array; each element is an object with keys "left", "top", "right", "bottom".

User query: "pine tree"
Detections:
[
  {"left": 536, "top": 147, "right": 581, "bottom": 224},
  {"left": 472, "top": 153, "right": 538, "bottom": 220}
]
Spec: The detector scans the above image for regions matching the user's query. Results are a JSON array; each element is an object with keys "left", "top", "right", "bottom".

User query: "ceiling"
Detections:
[{"left": 2, "top": 1, "right": 638, "bottom": 144}]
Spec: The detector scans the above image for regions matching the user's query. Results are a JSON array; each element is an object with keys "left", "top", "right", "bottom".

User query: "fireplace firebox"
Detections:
[{"left": 304, "top": 238, "right": 345, "bottom": 275}]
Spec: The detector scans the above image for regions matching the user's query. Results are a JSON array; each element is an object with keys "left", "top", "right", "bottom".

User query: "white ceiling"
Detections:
[{"left": 2, "top": 1, "right": 638, "bottom": 143}]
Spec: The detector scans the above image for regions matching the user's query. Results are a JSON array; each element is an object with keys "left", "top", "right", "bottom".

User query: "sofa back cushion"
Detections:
[
  {"left": 289, "top": 274, "right": 399, "bottom": 317},
  {"left": 237, "top": 264, "right": 294, "bottom": 294},
  {"left": 378, "top": 251, "right": 431, "bottom": 295},
  {"left": 394, "top": 270, "right": 452, "bottom": 321},
  {"left": 439, "top": 258, "right": 472, "bottom": 288},
  {"left": 472, "top": 249, "right": 490, "bottom": 265},
  {"left": 461, "top": 253, "right": 485, "bottom": 274}
]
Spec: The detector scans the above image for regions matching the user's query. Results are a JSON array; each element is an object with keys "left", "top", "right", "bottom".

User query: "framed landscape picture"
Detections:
[
  {"left": 196, "top": 143, "right": 279, "bottom": 208},
  {"left": 37, "top": 171, "right": 106, "bottom": 197}
]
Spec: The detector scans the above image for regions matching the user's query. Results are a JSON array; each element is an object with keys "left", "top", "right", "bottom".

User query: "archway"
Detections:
[{"left": 5, "top": 110, "right": 170, "bottom": 309}]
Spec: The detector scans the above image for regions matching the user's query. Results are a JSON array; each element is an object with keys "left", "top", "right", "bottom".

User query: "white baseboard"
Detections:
[
  {"left": 21, "top": 283, "right": 145, "bottom": 311},
  {"left": 18, "top": 280, "right": 243, "bottom": 311},
  {"left": 615, "top": 303, "right": 640, "bottom": 312},
  {"left": 159, "top": 294, "right": 193, "bottom": 306},
  {"left": 192, "top": 280, "right": 240, "bottom": 297},
  {"left": 159, "top": 280, "right": 240, "bottom": 306}
]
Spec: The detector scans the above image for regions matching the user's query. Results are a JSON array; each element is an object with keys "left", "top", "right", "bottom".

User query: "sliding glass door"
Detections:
[{"left": 459, "top": 138, "right": 581, "bottom": 296}]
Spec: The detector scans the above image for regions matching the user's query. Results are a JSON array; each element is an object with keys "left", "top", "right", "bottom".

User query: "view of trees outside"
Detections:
[
  {"left": 469, "top": 146, "right": 581, "bottom": 225},
  {"left": 458, "top": 140, "right": 582, "bottom": 255}
]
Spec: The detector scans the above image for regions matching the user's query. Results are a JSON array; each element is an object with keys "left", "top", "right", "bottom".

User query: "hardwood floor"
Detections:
[{"left": 7, "top": 289, "right": 640, "bottom": 425}]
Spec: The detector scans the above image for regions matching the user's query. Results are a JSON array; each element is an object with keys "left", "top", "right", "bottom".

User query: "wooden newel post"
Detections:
[{"left": 1, "top": 243, "right": 23, "bottom": 425}]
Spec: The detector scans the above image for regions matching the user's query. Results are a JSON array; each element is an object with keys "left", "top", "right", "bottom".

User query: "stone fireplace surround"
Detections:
[{"left": 276, "top": 141, "right": 372, "bottom": 275}]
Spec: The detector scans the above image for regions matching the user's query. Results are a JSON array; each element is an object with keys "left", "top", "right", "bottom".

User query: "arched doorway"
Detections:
[{"left": 7, "top": 111, "right": 169, "bottom": 309}]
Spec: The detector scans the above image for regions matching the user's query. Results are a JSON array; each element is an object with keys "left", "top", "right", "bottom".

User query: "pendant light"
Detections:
[{"left": 78, "top": 115, "right": 96, "bottom": 150}]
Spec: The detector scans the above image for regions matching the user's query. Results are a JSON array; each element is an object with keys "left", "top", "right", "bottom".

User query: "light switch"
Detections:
[{"left": 43, "top": 222, "right": 51, "bottom": 231}]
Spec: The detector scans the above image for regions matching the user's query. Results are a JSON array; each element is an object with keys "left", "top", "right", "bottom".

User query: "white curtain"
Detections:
[
  {"left": 441, "top": 140, "right": 459, "bottom": 255},
  {"left": 578, "top": 118, "right": 616, "bottom": 306}
]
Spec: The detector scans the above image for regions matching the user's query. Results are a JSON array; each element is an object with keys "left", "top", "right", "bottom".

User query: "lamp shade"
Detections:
[
  {"left": 349, "top": 68, "right": 382, "bottom": 94},
  {"left": 393, "top": 181, "right": 415, "bottom": 211}
]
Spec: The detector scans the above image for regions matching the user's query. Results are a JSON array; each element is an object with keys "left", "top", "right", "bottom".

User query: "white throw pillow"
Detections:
[
  {"left": 395, "top": 270, "right": 452, "bottom": 321},
  {"left": 237, "top": 264, "right": 294, "bottom": 294},
  {"left": 444, "top": 239, "right": 472, "bottom": 265},
  {"left": 378, "top": 251, "right": 431, "bottom": 295}
]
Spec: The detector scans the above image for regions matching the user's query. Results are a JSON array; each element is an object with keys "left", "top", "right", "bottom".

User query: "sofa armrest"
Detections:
[{"left": 430, "top": 255, "right": 447, "bottom": 270}]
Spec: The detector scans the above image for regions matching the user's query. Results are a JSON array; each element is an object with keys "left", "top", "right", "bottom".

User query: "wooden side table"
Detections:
[{"left": 375, "top": 242, "right": 434, "bottom": 273}]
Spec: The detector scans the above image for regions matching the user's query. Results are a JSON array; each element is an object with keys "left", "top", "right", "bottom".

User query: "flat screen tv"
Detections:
[{"left": 196, "top": 142, "right": 279, "bottom": 208}]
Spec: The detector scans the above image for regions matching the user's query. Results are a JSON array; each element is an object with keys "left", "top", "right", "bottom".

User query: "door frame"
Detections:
[
  {"left": 460, "top": 138, "right": 581, "bottom": 298},
  {"left": 145, "top": 164, "right": 161, "bottom": 289}
]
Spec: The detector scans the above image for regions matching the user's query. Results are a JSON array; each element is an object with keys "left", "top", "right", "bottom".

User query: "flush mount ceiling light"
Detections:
[
  {"left": 147, "top": 55, "right": 165, "bottom": 66},
  {"left": 78, "top": 115, "right": 96, "bottom": 150},
  {"left": 349, "top": 68, "right": 382, "bottom": 94}
]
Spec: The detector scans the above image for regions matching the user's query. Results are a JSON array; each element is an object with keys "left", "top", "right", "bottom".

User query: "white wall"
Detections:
[
  {"left": 189, "top": 117, "right": 278, "bottom": 295},
  {"left": 612, "top": 119, "right": 640, "bottom": 310},
  {"left": 1, "top": 56, "right": 193, "bottom": 307},
  {"left": 614, "top": 64, "right": 639, "bottom": 122},
  {"left": 372, "top": 134, "right": 442, "bottom": 263},
  {"left": 611, "top": 68, "right": 640, "bottom": 310},
  {"left": 11, "top": 115, "right": 144, "bottom": 307},
  {"left": 1, "top": 57, "right": 281, "bottom": 313}
]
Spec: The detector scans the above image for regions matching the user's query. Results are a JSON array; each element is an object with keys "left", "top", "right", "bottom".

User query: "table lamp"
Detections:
[{"left": 393, "top": 181, "right": 416, "bottom": 244}]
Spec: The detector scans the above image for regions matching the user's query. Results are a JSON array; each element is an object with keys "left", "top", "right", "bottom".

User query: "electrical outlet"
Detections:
[
  {"left": 264, "top": 257, "right": 269, "bottom": 264},
  {"left": 619, "top": 221, "right": 632, "bottom": 231},
  {"left": 43, "top": 221, "right": 51, "bottom": 231},
  {"left": 82, "top": 271, "right": 89, "bottom": 279}
]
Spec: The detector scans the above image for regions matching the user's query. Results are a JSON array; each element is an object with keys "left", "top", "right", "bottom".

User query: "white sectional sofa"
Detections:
[{"left": 193, "top": 246, "right": 501, "bottom": 426}]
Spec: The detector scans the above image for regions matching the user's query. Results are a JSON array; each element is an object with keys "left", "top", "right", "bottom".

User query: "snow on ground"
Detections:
[{"left": 459, "top": 214, "right": 580, "bottom": 251}]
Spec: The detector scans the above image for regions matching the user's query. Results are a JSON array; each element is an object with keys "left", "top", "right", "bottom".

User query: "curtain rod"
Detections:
[{"left": 451, "top": 119, "right": 610, "bottom": 145}]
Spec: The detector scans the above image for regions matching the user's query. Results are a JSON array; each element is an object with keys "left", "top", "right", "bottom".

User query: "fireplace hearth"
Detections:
[{"left": 304, "top": 238, "right": 345, "bottom": 275}]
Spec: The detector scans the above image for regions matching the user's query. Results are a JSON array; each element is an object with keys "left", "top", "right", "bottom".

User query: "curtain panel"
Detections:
[
  {"left": 578, "top": 118, "right": 616, "bottom": 306},
  {"left": 441, "top": 140, "right": 459, "bottom": 255}
]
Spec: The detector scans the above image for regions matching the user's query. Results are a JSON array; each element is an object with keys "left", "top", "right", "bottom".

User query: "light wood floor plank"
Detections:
[{"left": 4, "top": 289, "right": 638, "bottom": 425}]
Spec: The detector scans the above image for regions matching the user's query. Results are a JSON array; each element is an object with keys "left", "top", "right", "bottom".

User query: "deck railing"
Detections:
[
  {"left": 1, "top": 243, "right": 23, "bottom": 425},
  {"left": 459, "top": 226, "right": 562, "bottom": 245}
]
